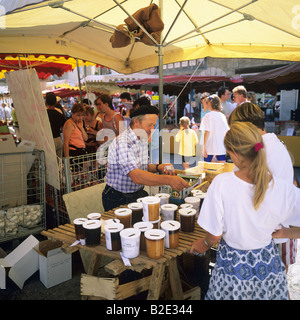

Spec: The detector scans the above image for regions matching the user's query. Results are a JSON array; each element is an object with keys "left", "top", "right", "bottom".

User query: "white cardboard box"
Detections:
[
  {"left": 0, "top": 235, "right": 39, "bottom": 289},
  {"left": 36, "top": 240, "right": 72, "bottom": 289}
]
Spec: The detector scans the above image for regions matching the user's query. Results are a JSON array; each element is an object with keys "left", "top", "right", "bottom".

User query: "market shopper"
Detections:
[
  {"left": 84, "top": 105, "right": 102, "bottom": 154},
  {"left": 130, "top": 95, "right": 152, "bottom": 116},
  {"left": 218, "top": 86, "right": 235, "bottom": 118},
  {"left": 95, "top": 94, "right": 124, "bottom": 145},
  {"left": 228, "top": 102, "right": 296, "bottom": 271},
  {"left": 118, "top": 92, "right": 132, "bottom": 117},
  {"left": 199, "top": 94, "right": 229, "bottom": 162},
  {"left": 175, "top": 116, "right": 199, "bottom": 169},
  {"left": 102, "top": 104, "right": 190, "bottom": 211},
  {"left": 190, "top": 122, "right": 300, "bottom": 300},
  {"left": 232, "top": 85, "right": 248, "bottom": 105},
  {"left": 63, "top": 103, "right": 88, "bottom": 158},
  {"left": 45, "top": 92, "right": 66, "bottom": 158},
  {"left": 95, "top": 94, "right": 124, "bottom": 178},
  {"left": 200, "top": 92, "right": 210, "bottom": 119}
]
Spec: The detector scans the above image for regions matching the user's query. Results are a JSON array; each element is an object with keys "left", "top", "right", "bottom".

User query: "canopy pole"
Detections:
[
  {"left": 158, "top": 0, "right": 164, "bottom": 165},
  {"left": 158, "top": 44, "right": 164, "bottom": 164},
  {"left": 76, "top": 59, "right": 83, "bottom": 103}
]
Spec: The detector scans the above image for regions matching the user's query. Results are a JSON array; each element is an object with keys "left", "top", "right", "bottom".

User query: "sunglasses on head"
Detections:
[{"left": 202, "top": 96, "right": 212, "bottom": 103}]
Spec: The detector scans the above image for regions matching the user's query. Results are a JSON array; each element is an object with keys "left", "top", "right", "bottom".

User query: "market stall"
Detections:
[{"left": 39, "top": 161, "right": 234, "bottom": 299}]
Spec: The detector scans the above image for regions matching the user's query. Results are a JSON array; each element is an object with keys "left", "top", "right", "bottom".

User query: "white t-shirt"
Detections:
[
  {"left": 262, "top": 133, "right": 294, "bottom": 184},
  {"left": 263, "top": 133, "right": 294, "bottom": 243},
  {"left": 198, "top": 172, "right": 300, "bottom": 250},
  {"left": 200, "top": 111, "right": 229, "bottom": 155},
  {"left": 221, "top": 101, "right": 235, "bottom": 117}
]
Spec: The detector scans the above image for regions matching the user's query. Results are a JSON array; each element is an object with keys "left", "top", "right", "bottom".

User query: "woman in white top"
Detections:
[
  {"left": 199, "top": 94, "right": 229, "bottom": 162},
  {"left": 190, "top": 122, "right": 300, "bottom": 300},
  {"left": 228, "top": 102, "right": 296, "bottom": 270}
]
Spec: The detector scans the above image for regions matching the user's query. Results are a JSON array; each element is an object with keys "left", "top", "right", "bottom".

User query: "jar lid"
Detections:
[
  {"left": 120, "top": 228, "right": 141, "bottom": 239},
  {"left": 144, "top": 229, "right": 165, "bottom": 240},
  {"left": 105, "top": 218, "right": 120, "bottom": 224},
  {"left": 194, "top": 193, "right": 206, "bottom": 199},
  {"left": 155, "top": 193, "right": 170, "bottom": 199},
  {"left": 87, "top": 212, "right": 101, "bottom": 219},
  {"left": 73, "top": 218, "right": 88, "bottom": 225},
  {"left": 161, "top": 204, "right": 178, "bottom": 211},
  {"left": 133, "top": 221, "right": 153, "bottom": 232},
  {"left": 128, "top": 202, "right": 143, "bottom": 209},
  {"left": 179, "top": 203, "right": 193, "bottom": 209},
  {"left": 178, "top": 208, "right": 197, "bottom": 216},
  {"left": 82, "top": 220, "right": 102, "bottom": 229},
  {"left": 185, "top": 196, "right": 200, "bottom": 203},
  {"left": 104, "top": 223, "right": 124, "bottom": 233},
  {"left": 161, "top": 220, "right": 180, "bottom": 231},
  {"left": 191, "top": 190, "right": 203, "bottom": 196},
  {"left": 114, "top": 208, "right": 132, "bottom": 216},
  {"left": 141, "top": 196, "right": 160, "bottom": 204}
]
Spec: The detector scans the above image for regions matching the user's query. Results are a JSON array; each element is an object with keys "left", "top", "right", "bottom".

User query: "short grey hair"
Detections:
[{"left": 129, "top": 114, "right": 146, "bottom": 127}]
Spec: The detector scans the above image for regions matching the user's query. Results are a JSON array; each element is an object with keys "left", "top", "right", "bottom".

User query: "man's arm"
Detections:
[
  {"left": 148, "top": 163, "right": 175, "bottom": 175},
  {"left": 129, "top": 169, "right": 189, "bottom": 192}
]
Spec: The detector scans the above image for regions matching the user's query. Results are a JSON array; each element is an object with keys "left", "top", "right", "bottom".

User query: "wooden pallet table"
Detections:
[{"left": 41, "top": 208, "right": 207, "bottom": 300}]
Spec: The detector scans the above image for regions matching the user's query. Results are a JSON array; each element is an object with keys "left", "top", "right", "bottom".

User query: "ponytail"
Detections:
[{"left": 224, "top": 122, "right": 272, "bottom": 210}]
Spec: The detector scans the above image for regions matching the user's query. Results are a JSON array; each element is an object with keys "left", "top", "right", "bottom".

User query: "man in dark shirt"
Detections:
[{"left": 46, "top": 92, "right": 66, "bottom": 158}]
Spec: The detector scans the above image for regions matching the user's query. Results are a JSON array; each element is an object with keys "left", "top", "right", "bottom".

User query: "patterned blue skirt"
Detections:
[{"left": 206, "top": 238, "right": 288, "bottom": 300}]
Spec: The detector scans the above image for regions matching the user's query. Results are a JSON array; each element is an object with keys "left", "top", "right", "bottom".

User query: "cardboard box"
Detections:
[
  {"left": 0, "top": 235, "right": 39, "bottom": 289},
  {"left": 36, "top": 240, "right": 72, "bottom": 288},
  {"left": 160, "top": 174, "right": 203, "bottom": 203}
]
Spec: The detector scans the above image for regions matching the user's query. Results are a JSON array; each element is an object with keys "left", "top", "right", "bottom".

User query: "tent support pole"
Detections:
[
  {"left": 158, "top": 44, "right": 164, "bottom": 164},
  {"left": 76, "top": 59, "right": 83, "bottom": 103}
]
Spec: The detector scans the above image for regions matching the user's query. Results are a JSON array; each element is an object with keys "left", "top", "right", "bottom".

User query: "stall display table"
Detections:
[{"left": 41, "top": 208, "right": 207, "bottom": 300}]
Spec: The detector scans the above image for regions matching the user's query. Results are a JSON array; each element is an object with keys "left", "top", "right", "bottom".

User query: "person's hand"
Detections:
[
  {"left": 189, "top": 239, "right": 208, "bottom": 254},
  {"left": 272, "top": 225, "right": 288, "bottom": 239},
  {"left": 87, "top": 127, "right": 97, "bottom": 135},
  {"left": 168, "top": 176, "right": 190, "bottom": 191},
  {"left": 159, "top": 163, "right": 176, "bottom": 175},
  {"left": 77, "top": 120, "right": 84, "bottom": 130},
  {"left": 203, "top": 148, "right": 208, "bottom": 159}
]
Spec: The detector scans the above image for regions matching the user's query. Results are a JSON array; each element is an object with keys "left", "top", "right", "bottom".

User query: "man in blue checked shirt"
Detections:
[{"left": 102, "top": 104, "right": 190, "bottom": 211}]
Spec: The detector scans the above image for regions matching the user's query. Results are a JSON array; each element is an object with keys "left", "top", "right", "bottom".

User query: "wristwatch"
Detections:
[
  {"left": 203, "top": 239, "right": 213, "bottom": 248},
  {"left": 155, "top": 164, "right": 161, "bottom": 173}
]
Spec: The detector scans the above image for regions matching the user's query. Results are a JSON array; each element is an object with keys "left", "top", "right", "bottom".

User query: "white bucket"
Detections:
[
  {"left": 161, "top": 220, "right": 181, "bottom": 249},
  {"left": 142, "top": 196, "right": 160, "bottom": 221},
  {"left": 144, "top": 229, "right": 166, "bottom": 259},
  {"left": 120, "top": 228, "right": 141, "bottom": 258},
  {"left": 114, "top": 208, "right": 132, "bottom": 228},
  {"left": 133, "top": 221, "right": 153, "bottom": 251},
  {"left": 155, "top": 193, "right": 170, "bottom": 205},
  {"left": 160, "top": 203, "right": 178, "bottom": 221},
  {"left": 104, "top": 223, "right": 124, "bottom": 251}
]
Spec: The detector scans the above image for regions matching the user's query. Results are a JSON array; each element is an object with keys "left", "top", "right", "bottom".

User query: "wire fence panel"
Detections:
[
  {"left": 0, "top": 150, "right": 46, "bottom": 243},
  {"left": 46, "top": 152, "right": 106, "bottom": 227}
]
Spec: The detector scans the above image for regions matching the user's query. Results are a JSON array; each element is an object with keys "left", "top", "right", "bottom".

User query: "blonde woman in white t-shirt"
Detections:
[
  {"left": 199, "top": 94, "right": 229, "bottom": 162},
  {"left": 228, "top": 102, "right": 296, "bottom": 272},
  {"left": 190, "top": 122, "right": 300, "bottom": 300}
]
